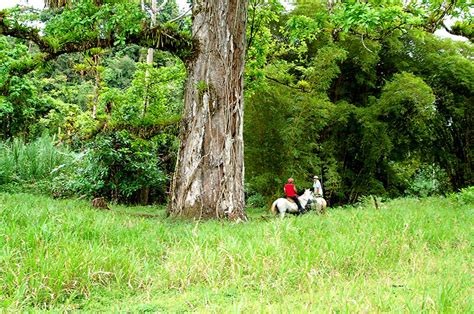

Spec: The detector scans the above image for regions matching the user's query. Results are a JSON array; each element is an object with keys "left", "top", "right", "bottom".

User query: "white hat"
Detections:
[{"left": 313, "top": 175, "right": 319, "bottom": 179}]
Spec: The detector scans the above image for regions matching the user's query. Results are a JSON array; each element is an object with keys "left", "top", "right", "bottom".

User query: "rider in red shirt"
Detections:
[{"left": 284, "top": 178, "right": 304, "bottom": 213}]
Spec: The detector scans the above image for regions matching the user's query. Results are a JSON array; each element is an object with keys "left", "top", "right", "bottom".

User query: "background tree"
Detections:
[
  {"left": 243, "top": 0, "right": 472, "bottom": 204},
  {"left": 0, "top": 0, "right": 471, "bottom": 209}
]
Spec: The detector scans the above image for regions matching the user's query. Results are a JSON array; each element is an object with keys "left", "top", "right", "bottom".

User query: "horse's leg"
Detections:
[{"left": 274, "top": 200, "right": 284, "bottom": 218}]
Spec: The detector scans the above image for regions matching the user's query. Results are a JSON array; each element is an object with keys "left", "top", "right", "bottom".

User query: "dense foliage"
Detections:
[
  {"left": 244, "top": 0, "right": 473, "bottom": 204},
  {"left": 0, "top": 35, "right": 185, "bottom": 203},
  {"left": 0, "top": 0, "right": 472, "bottom": 204}
]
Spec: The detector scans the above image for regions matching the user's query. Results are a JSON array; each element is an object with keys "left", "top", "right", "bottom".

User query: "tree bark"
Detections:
[{"left": 168, "top": 0, "right": 248, "bottom": 221}]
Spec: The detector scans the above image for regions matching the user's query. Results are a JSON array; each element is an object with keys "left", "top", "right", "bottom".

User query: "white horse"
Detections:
[
  {"left": 310, "top": 194, "right": 327, "bottom": 214},
  {"left": 270, "top": 189, "right": 314, "bottom": 218}
]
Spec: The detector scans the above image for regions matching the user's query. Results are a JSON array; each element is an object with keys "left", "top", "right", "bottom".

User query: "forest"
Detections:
[
  {"left": 0, "top": 0, "right": 472, "bottom": 213},
  {"left": 0, "top": 0, "right": 473, "bottom": 311}
]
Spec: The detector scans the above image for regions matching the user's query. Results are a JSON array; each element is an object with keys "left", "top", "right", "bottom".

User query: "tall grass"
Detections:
[
  {"left": 0, "top": 192, "right": 472, "bottom": 312},
  {"left": 0, "top": 135, "right": 73, "bottom": 190}
]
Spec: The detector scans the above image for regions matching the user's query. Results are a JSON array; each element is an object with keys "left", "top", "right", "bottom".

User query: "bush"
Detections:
[
  {"left": 406, "top": 164, "right": 451, "bottom": 197},
  {"left": 245, "top": 173, "right": 282, "bottom": 200},
  {"left": 54, "top": 130, "right": 167, "bottom": 204},
  {"left": 450, "top": 186, "right": 474, "bottom": 205},
  {"left": 246, "top": 193, "right": 267, "bottom": 208},
  {"left": 0, "top": 132, "right": 172, "bottom": 204}
]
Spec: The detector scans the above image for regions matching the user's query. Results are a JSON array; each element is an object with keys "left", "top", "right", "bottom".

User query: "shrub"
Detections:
[
  {"left": 245, "top": 173, "right": 282, "bottom": 200},
  {"left": 54, "top": 130, "right": 167, "bottom": 204},
  {"left": 450, "top": 186, "right": 474, "bottom": 205},
  {"left": 406, "top": 164, "right": 451, "bottom": 197},
  {"left": 246, "top": 193, "right": 267, "bottom": 208}
]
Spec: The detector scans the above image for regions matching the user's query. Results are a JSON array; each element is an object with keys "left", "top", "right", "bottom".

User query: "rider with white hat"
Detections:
[{"left": 313, "top": 175, "right": 323, "bottom": 197}]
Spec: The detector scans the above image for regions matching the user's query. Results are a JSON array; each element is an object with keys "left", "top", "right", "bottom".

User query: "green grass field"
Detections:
[{"left": 0, "top": 193, "right": 472, "bottom": 312}]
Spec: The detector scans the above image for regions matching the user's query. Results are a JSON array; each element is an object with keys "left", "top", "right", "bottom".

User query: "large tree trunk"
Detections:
[{"left": 168, "top": 0, "right": 248, "bottom": 221}]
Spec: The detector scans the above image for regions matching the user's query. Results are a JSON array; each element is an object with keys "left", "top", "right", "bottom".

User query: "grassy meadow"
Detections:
[{"left": 0, "top": 193, "right": 472, "bottom": 312}]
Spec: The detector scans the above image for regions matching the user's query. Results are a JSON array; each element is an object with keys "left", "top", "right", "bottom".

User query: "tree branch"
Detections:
[
  {"left": 0, "top": 9, "right": 194, "bottom": 76},
  {"left": 156, "top": 0, "right": 169, "bottom": 14},
  {"left": 442, "top": 22, "right": 473, "bottom": 42},
  {"left": 166, "top": 6, "right": 192, "bottom": 24},
  {"left": 265, "top": 75, "right": 310, "bottom": 93},
  {"left": 425, "top": 0, "right": 455, "bottom": 33}
]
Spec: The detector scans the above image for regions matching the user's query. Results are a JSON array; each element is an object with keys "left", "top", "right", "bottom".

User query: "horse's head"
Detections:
[{"left": 302, "top": 189, "right": 314, "bottom": 201}]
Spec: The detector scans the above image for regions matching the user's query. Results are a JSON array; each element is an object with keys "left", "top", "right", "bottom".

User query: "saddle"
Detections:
[{"left": 286, "top": 197, "right": 295, "bottom": 203}]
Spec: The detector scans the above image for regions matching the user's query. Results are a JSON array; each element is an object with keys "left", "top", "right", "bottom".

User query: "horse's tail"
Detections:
[
  {"left": 316, "top": 197, "right": 327, "bottom": 214},
  {"left": 322, "top": 199, "right": 327, "bottom": 212},
  {"left": 270, "top": 200, "right": 278, "bottom": 215}
]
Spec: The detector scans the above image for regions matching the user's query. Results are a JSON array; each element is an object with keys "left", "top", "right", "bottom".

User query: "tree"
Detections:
[
  {"left": 0, "top": 0, "right": 248, "bottom": 220},
  {"left": 168, "top": 1, "right": 248, "bottom": 220}
]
